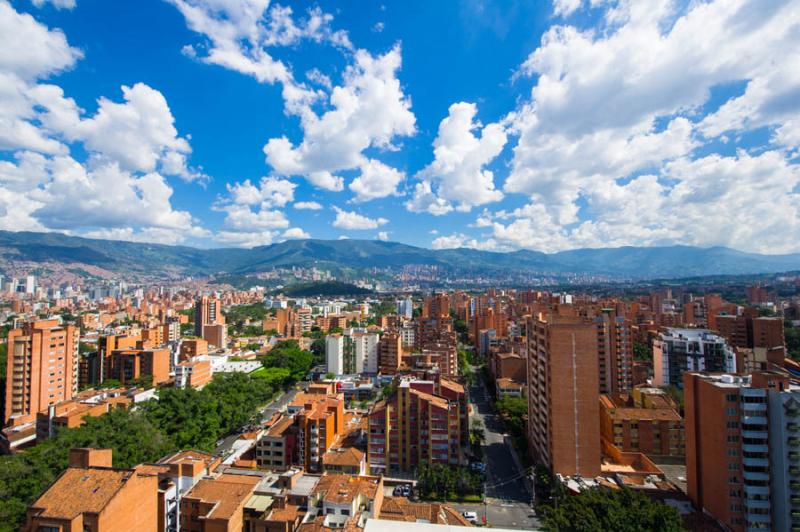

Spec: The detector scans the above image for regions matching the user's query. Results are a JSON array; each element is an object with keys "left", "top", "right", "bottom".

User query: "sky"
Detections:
[{"left": 1, "top": 0, "right": 799, "bottom": 254}]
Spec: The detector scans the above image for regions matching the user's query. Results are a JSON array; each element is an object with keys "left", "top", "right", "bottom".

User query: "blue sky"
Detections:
[{"left": 2, "top": 0, "right": 799, "bottom": 253}]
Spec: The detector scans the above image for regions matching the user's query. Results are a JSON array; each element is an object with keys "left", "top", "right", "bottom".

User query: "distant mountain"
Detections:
[{"left": 0, "top": 230, "right": 798, "bottom": 280}]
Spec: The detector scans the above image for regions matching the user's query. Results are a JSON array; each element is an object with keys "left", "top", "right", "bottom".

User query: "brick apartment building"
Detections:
[
  {"left": 367, "top": 379, "right": 465, "bottom": 475},
  {"left": 526, "top": 308, "right": 601, "bottom": 477},
  {"left": 105, "top": 347, "right": 171, "bottom": 385},
  {"left": 685, "top": 371, "right": 800, "bottom": 531},
  {"left": 599, "top": 386, "right": 684, "bottom": 458},
  {"left": 5, "top": 319, "right": 78, "bottom": 426},
  {"left": 22, "top": 448, "right": 158, "bottom": 531}
]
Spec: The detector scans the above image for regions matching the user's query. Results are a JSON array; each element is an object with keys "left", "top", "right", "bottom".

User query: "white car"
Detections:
[{"left": 462, "top": 511, "right": 478, "bottom": 524}]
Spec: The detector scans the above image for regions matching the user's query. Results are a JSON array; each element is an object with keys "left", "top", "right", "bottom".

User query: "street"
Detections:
[
  {"left": 453, "top": 368, "right": 541, "bottom": 530},
  {"left": 214, "top": 382, "right": 306, "bottom": 456}
]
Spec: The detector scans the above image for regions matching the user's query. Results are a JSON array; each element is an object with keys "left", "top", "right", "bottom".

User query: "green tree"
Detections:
[
  {"left": 540, "top": 487, "right": 682, "bottom": 532},
  {"left": 261, "top": 340, "right": 314, "bottom": 381}
]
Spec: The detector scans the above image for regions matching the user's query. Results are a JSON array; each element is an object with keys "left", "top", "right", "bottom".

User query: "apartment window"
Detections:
[
  {"left": 727, "top": 407, "right": 738, "bottom": 416},
  {"left": 726, "top": 394, "right": 737, "bottom": 402}
]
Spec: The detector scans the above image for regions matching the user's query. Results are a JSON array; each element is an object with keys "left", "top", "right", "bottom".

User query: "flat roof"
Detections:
[{"left": 364, "top": 518, "right": 533, "bottom": 532}]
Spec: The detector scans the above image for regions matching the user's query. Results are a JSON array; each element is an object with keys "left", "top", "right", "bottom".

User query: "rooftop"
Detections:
[{"left": 29, "top": 467, "right": 136, "bottom": 519}]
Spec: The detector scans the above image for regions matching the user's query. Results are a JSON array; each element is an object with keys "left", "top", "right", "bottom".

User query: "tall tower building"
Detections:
[
  {"left": 193, "top": 296, "right": 225, "bottom": 343},
  {"left": 526, "top": 309, "right": 601, "bottom": 477},
  {"left": 595, "top": 308, "right": 633, "bottom": 396},
  {"left": 685, "top": 371, "right": 800, "bottom": 532},
  {"left": 4, "top": 320, "right": 77, "bottom": 426}
]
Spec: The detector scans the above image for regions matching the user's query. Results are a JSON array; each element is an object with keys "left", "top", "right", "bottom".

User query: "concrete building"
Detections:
[
  {"left": 653, "top": 329, "right": 736, "bottom": 388},
  {"left": 351, "top": 332, "right": 379, "bottom": 374},
  {"left": 193, "top": 296, "right": 225, "bottom": 337},
  {"left": 685, "top": 371, "right": 800, "bottom": 532},
  {"left": 174, "top": 358, "right": 212, "bottom": 389},
  {"left": 5, "top": 319, "right": 78, "bottom": 426},
  {"left": 396, "top": 297, "right": 413, "bottom": 320},
  {"left": 326, "top": 334, "right": 346, "bottom": 375},
  {"left": 526, "top": 309, "right": 601, "bottom": 477}
]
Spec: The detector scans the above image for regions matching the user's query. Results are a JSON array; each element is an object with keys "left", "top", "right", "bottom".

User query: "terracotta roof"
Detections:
[
  {"left": 29, "top": 467, "right": 136, "bottom": 519},
  {"left": 184, "top": 475, "right": 259, "bottom": 520},
  {"left": 323, "top": 447, "right": 365, "bottom": 467},
  {"left": 313, "top": 474, "right": 379, "bottom": 504},
  {"left": 267, "top": 504, "right": 302, "bottom": 522},
  {"left": 606, "top": 406, "right": 682, "bottom": 422},
  {"left": 496, "top": 378, "right": 523, "bottom": 389},
  {"left": 267, "top": 415, "right": 296, "bottom": 437},
  {"left": 379, "top": 497, "right": 471, "bottom": 526}
]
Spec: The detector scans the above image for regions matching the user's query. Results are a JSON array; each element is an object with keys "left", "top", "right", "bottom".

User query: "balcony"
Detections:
[
  {"left": 743, "top": 470, "right": 770, "bottom": 482},
  {"left": 742, "top": 431, "right": 769, "bottom": 440},
  {"left": 790, "top": 438, "right": 800, "bottom": 447},
  {"left": 743, "top": 456, "right": 769, "bottom": 468},
  {"left": 743, "top": 444, "right": 769, "bottom": 454},
  {"left": 742, "top": 416, "right": 768, "bottom": 426}
]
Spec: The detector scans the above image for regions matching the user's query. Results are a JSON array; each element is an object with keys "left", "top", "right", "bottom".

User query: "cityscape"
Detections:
[{"left": 2, "top": 1, "right": 800, "bottom": 532}]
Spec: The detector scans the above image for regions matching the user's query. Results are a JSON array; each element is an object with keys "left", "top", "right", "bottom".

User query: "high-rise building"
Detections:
[
  {"left": 526, "top": 309, "right": 601, "bottom": 477},
  {"left": 368, "top": 379, "right": 465, "bottom": 475},
  {"left": 378, "top": 332, "right": 402, "bottom": 375},
  {"left": 653, "top": 328, "right": 736, "bottom": 388},
  {"left": 396, "top": 297, "right": 413, "bottom": 320},
  {"left": 594, "top": 308, "right": 633, "bottom": 396},
  {"left": 351, "top": 332, "right": 379, "bottom": 374},
  {"left": 685, "top": 371, "right": 800, "bottom": 532},
  {"left": 5, "top": 319, "right": 78, "bottom": 426},
  {"left": 24, "top": 275, "right": 35, "bottom": 295},
  {"left": 193, "top": 296, "right": 225, "bottom": 338}
]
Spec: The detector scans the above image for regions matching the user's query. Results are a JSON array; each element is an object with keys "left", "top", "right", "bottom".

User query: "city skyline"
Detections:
[{"left": 2, "top": 0, "right": 799, "bottom": 253}]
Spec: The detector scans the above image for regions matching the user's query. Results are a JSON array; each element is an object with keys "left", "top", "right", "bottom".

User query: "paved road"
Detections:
[
  {"left": 459, "top": 369, "right": 541, "bottom": 530},
  {"left": 215, "top": 383, "right": 306, "bottom": 456}
]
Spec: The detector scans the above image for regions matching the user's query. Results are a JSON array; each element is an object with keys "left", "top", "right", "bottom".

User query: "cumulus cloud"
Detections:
[
  {"left": 414, "top": 102, "right": 506, "bottom": 213},
  {"left": 405, "top": 181, "right": 453, "bottom": 216},
  {"left": 0, "top": 2, "right": 208, "bottom": 245},
  {"left": 431, "top": 232, "right": 498, "bottom": 251},
  {"left": 168, "top": 0, "right": 350, "bottom": 112},
  {"left": 293, "top": 201, "right": 323, "bottom": 210},
  {"left": 263, "top": 45, "right": 415, "bottom": 197},
  {"left": 225, "top": 176, "right": 296, "bottom": 208},
  {"left": 376, "top": 231, "right": 389, "bottom": 241},
  {"left": 332, "top": 207, "right": 388, "bottom": 230},
  {"left": 349, "top": 159, "right": 405, "bottom": 203},
  {"left": 496, "top": 0, "right": 800, "bottom": 252}
]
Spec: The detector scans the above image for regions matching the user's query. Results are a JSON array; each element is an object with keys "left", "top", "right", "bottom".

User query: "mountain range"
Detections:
[{"left": 0, "top": 230, "right": 798, "bottom": 280}]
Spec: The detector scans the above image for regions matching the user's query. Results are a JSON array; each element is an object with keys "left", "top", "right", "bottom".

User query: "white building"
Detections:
[
  {"left": 396, "top": 297, "right": 413, "bottom": 319},
  {"left": 653, "top": 328, "right": 736, "bottom": 388},
  {"left": 326, "top": 335, "right": 345, "bottom": 375},
  {"left": 351, "top": 332, "right": 379, "bottom": 374}
]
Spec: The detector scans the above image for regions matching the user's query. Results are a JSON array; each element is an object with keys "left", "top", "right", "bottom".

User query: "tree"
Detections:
[
  {"left": 633, "top": 341, "right": 652, "bottom": 362},
  {"left": 495, "top": 396, "right": 528, "bottom": 436},
  {"left": 540, "top": 487, "right": 683, "bottom": 532},
  {"left": 261, "top": 340, "right": 314, "bottom": 382}
]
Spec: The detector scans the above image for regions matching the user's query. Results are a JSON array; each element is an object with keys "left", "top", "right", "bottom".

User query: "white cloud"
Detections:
[
  {"left": 349, "top": 158, "right": 404, "bottom": 202},
  {"left": 0, "top": 2, "right": 209, "bottom": 244},
  {"left": 31, "top": 0, "right": 76, "bottom": 9},
  {"left": 415, "top": 102, "right": 506, "bottom": 212},
  {"left": 405, "top": 180, "right": 453, "bottom": 216},
  {"left": 282, "top": 227, "right": 310, "bottom": 239},
  {"left": 225, "top": 176, "right": 296, "bottom": 208},
  {"left": 431, "top": 233, "right": 498, "bottom": 251},
  {"left": 482, "top": 150, "right": 800, "bottom": 253},
  {"left": 0, "top": 1, "right": 81, "bottom": 80},
  {"left": 168, "top": 0, "right": 350, "bottom": 112},
  {"left": 552, "top": 0, "right": 581, "bottom": 17},
  {"left": 331, "top": 206, "right": 388, "bottom": 230},
  {"left": 293, "top": 201, "right": 323, "bottom": 210},
  {"left": 263, "top": 45, "right": 415, "bottom": 194},
  {"left": 376, "top": 231, "right": 389, "bottom": 241},
  {"left": 500, "top": 0, "right": 800, "bottom": 251}
]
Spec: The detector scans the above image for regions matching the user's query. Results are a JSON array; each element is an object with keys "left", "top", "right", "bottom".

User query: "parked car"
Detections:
[
  {"left": 393, "top": 486, "right": 402, "bottom": 496},
  {"left": 401, "top": 484, "right": 412, "bottom": 496},
  {"left": 462, "top": 511, "right": 478, "bottom": 524},
  {"left": 470, "top": 462, "right": 486, "bottom": 472}
]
